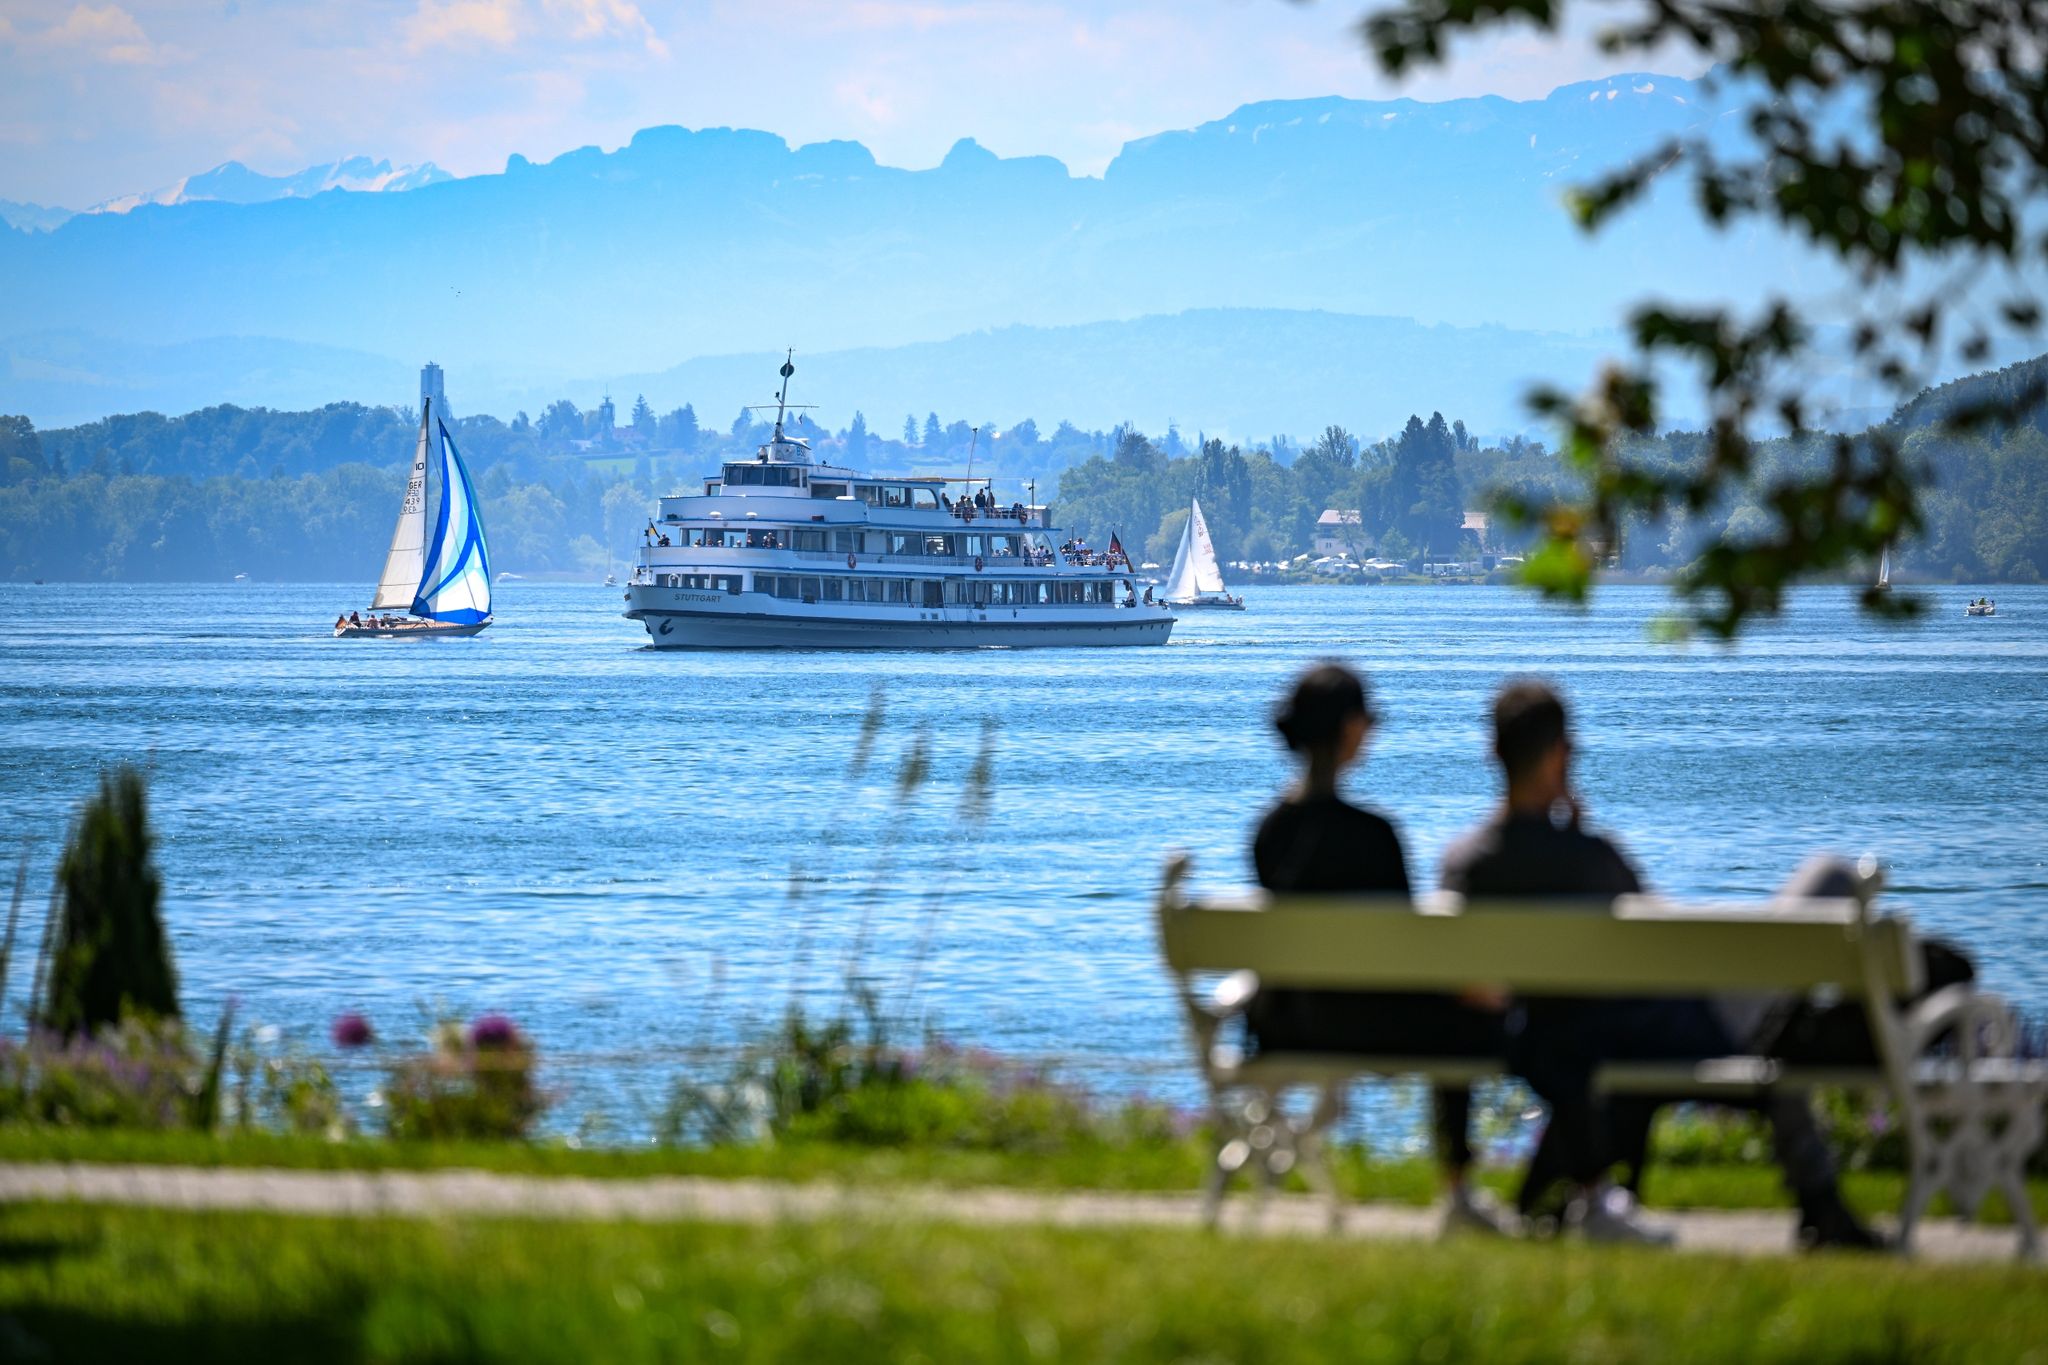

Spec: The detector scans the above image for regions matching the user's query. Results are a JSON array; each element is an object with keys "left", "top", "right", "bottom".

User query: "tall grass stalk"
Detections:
[{"left": 896, "top": 718, "right": 998, "bottom": 1029}]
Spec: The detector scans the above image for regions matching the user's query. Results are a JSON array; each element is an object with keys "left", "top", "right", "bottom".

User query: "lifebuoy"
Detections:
[
  {"left": 847, "top": 552, "right": 857, "bottom": 569},
  {"left": 974, "top": 555, "right": 985, "bottom": 572}
]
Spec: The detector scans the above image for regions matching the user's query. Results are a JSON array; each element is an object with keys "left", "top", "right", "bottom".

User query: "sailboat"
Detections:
[
  {"left": 334, "top": 396, "right": 493, "bottom": 638},
  {"left": 1876, "top": 546, "right": 1891, "bottom": 591},
  {"left": 1160, "top": 497, "right": 1246, "bottom": 610}
]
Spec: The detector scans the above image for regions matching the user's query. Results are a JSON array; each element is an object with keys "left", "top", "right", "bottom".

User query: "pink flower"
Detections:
[
  {"left": 470, "top": 1014, "right": 520, "bottom": 1050},
  {"left": 330, "top": 1012, "right": 375, "bottom": 1049}
]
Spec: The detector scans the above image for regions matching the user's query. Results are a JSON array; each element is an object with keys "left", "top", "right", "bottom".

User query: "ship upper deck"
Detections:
[{"left": 656, "top": 456, "right": 1046, "bottom": 533}]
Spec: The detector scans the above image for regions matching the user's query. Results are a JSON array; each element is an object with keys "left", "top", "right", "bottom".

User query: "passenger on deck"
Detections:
[
  {"left": 335, "top": 614, "right": 347, "bottom": 630},
  {"left": 1442, "top": 680, "right": 1885, "bottom": 1249},
  {"left": 348, "top": 611, "right": 362, "bottom": 628},
  {"left": 1248, "top": 664, "right": 1508, "bottom": 1238}
]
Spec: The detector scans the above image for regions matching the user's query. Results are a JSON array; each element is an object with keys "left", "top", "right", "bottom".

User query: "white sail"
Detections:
[
  {"left": 1878, "top": 546, "right": 1891, "bottom": 588},
  {"left": 371, "top": 402, "right": 432, "bottom": 608},
  {"left": 1161, "top": 498, "right": 1227, "bottom": 601},
  {"left": 410, "top": 419, "right": 493, "bottom": 624}
]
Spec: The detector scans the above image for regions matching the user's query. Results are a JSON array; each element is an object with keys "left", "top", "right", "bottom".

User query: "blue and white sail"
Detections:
[{"left": 410, "top": 420, "right": 493, "bottom": 624}]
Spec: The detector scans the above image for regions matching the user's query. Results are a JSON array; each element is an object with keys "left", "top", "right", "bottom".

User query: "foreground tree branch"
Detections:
[{"left": 1353, "top": 0, "right": 2048, "bottom": 633}]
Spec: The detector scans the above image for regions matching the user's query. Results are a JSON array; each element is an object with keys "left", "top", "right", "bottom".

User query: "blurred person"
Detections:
[
  {"left": 1249, "top": 663, "right": 1511, "bottom": 1237},
  {"left": 1442, "top": 680, "right": 1882, "bottom": 1249}
]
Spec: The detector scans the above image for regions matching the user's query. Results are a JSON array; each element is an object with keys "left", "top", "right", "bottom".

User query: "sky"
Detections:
[{"left": 0, "top": 0, "right": 1702, "bottom": 209}]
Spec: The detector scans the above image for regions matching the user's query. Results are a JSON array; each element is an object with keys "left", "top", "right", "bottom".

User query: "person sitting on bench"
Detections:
[
  {"left": 1441, "top": 679, "right": 1882, "bottom": 1249},
  {"left": 1248, "top": 663, "right": 1511, "bottom": 1238}
]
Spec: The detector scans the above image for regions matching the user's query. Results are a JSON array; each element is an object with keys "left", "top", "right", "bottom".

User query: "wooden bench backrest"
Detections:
[{"left": 1157, "top": 876, "right": 1923, "bottom": 999}]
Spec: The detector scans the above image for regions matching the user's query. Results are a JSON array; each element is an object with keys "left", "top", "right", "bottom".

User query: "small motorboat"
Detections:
[{"left": 1966, "top": 599, "right": 1997, "bottom": 617}]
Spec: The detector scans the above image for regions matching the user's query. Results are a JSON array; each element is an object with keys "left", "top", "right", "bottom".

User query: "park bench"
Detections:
[{"left": 1155, "top": 853, "right": 2046, "bottom": 1258}]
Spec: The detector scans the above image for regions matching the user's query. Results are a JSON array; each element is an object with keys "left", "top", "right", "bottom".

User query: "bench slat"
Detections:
[{"left": 1161, "top": 904, "right": 1918, "bottom": 997}]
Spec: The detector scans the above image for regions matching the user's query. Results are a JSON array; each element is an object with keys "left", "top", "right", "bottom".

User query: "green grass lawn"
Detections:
[
  {"left": 0, "top": 1201, "right": 2041, "bottom": 1363},
  {"left": 2, "top": 1124, "right": 2041, "bottom": 1224}
]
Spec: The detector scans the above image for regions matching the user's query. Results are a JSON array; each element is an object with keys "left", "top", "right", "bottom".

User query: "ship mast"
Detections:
[{"left": 772, "top": 350, "right": 794, "bottom": 444}]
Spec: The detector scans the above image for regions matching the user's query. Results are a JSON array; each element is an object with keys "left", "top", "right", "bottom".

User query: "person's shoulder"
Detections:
[
  {"left": 1438, "top": 818, "right": 1504, "bottom": 890},
  {"left": 1570, "top": 823, "right": 1643, "bottom": 888}
]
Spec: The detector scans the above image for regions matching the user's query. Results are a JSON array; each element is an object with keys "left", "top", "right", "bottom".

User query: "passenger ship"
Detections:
[{"left": 623, "top": 359, "right": 1176, "bottom": 649}]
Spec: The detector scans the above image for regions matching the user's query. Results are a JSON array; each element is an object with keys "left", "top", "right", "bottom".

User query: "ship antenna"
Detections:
[{"left": 773, "top": 349, "right": 794, "bottom": 443}]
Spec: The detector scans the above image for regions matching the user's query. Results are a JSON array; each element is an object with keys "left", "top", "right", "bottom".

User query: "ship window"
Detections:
[
  {"left": 998, "top": 536, "right": 1021, "bottom": 557},
  {"left": 776, "top": 577, "right": 801, "bottom": 600},
  {"left": 882, "top": 486, "right": 908, "bottom": 508},
  {"left": 813, "top": 483, "right": 846, "bottom": 500},
  {"left": 855, "top": 485, "right": 881, "bottom": 505},
  {"left": 793, "top": 530, "right": 826, "bottom": 551},
  {"left": 912, "top": 489, "right": 940, "bottom": 509},
  {"left": 888, "top": 532, "right": 920, "bottom": 556},
  {"left": 923, "top": 535, "right": 950, "bottom": 556},
  {"left": 920, "top": 580, "right": 943, "bottom": 607},
  {"left": 832, "top": 530, "right": 860, "bottom": 553},
  {"left": 885, "top": 579, "right": 908, "bottom": 603},
  {"left": 823, "top": 579, "right": 844, "bottom": 601},
  {"left": 800, "top": 577, "right": 822, "bottom": 600},
  {"left": 942, "top": 580, "right": 961, "bottom": 604}
]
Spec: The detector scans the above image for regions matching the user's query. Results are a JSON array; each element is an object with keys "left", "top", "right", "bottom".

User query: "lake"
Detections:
[{"left": 2, "top": 581, "right": 2044, "bottom": 1141}]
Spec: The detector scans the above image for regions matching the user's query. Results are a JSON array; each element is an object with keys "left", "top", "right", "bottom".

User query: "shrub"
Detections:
[
  {"left": 42, "top": 767, "right": 178, "bottom": 1038},
  {"left": 0, "top": 1019, "right": 202, "bottom": 1129},
  {"left": 383, "top": 1015, "right": 544, "bottom": 1141},
  {"left": 663, "top": 1006, "right": 1183, "bottom": 1156}
]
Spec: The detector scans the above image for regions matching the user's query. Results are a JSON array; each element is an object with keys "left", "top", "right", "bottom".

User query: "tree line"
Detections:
[{"left": 2, "top": 355, "right": 2045, "bottom": 582}]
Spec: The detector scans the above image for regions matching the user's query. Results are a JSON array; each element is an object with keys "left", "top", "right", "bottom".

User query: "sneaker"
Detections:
[
  {"left": 1565, "top": 1185, "right": 1676, "bottom": 1246},
  {"left": 1439, "top": 1184, "right": 1518, "bottom": 1240}
]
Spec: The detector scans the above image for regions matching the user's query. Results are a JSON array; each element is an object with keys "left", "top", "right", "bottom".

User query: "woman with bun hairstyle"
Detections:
[{"left": 1249, "top": 662, "right": 1512, "bottom": 1237}]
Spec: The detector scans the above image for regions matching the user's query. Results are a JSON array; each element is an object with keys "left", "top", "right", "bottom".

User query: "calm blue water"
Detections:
[{"left": 2, "top": 581, "right": 2044, "bottom": 1138}]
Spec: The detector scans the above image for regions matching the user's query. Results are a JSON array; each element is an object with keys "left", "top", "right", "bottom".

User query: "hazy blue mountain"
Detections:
[
  {"left": 3, "top": 309, "right": 1612, "bottom": 437},
  {"left": 0, "top": 71, "right": 1830, "bottom": 405},
  {"left": 0, "top": 200, "right": 74, "bottom": 233},
  {"left": 82, "top": 155, "right": 452, "bottom": 215},
  {"left": 569, "top": 308, "right": 1621, "bottom": 442},
  {"left": 1, "top": 331, "right": 417, "bottom": 428}
]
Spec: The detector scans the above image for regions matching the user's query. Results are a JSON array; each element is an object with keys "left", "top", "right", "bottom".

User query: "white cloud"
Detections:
[
  {"left": 404, "top": 0, "right": 523, "bottom": 53},
  {"left": 544, "top": 0, "right": 668, "bottom": 56},
  {"left": 16, "top": 3, "right": 171, "bottom": 66}
]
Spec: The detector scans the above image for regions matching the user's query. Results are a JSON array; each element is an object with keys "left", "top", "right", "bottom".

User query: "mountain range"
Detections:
[
  {"left": 0, "top": 156, "right": 449, "bottom": 232},
  {"left": 0, "top": 71, "right": 1896, "bottom": 430}
]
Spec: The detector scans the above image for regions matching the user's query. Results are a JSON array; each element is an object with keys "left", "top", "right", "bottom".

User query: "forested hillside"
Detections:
[{"left": 2, "top": 354, "right": 2044, "bottom": 582}]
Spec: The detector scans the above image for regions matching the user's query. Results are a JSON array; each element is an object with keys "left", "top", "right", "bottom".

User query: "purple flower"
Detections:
[
  {"left": 331, "top": 1012, "right": 375, "bottom": 1049},
  {"left": 470, "top": 1014, "right": 520, "bottom": 1050}
]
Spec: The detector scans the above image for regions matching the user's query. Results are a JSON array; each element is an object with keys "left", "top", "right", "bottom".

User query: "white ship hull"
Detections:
[{"left": 625, "top": 586, "right": 1173, "bottom": 649}]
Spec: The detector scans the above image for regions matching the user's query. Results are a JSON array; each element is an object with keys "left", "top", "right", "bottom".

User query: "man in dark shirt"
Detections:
[
  {"left": 1251, "top": 664, "right": 1509, "bottom": 1236},
  {"left": 1442, "top": 680, "right": 1878, "bottom": 1248}
]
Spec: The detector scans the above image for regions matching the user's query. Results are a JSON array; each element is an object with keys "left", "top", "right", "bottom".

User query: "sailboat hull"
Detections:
[
  {"left": 1165, "top": 596, "right": 1247, "bottom": 611},
  {"left": 334, "top": 618, "right": 491, "bottom": 640}
]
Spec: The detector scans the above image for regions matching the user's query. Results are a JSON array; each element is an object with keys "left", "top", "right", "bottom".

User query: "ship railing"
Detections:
[
  {"left": 948, "top": 505, "right": 1037, "bottom": 526},
  {"left": 781, "top": 549, "right": 1058, "bottom": 570}
]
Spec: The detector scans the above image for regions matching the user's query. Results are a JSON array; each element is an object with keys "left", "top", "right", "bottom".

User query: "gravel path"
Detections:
[{"left": 0, "top": 1163, "right": 2033, "bottom": 1264}]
